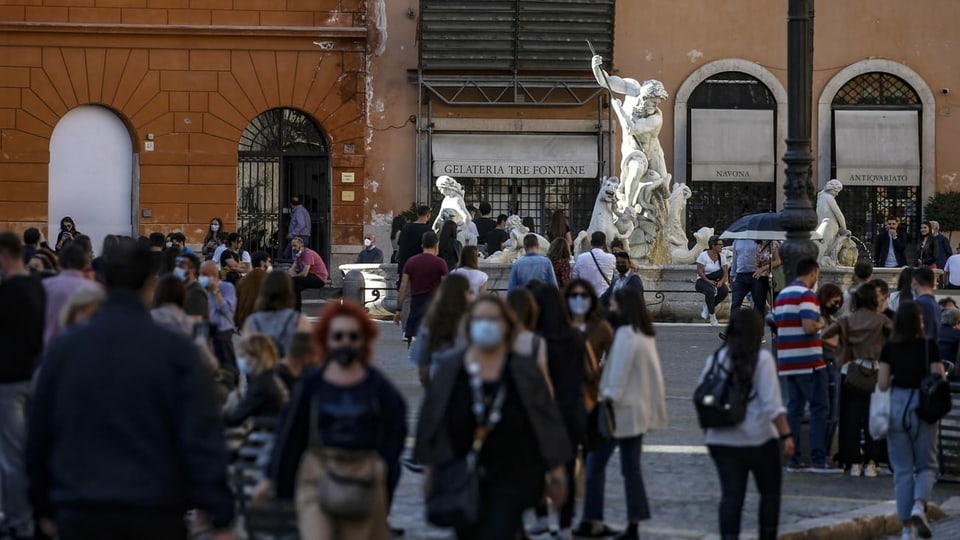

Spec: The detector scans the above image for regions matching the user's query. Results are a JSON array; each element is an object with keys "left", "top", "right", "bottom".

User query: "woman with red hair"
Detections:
[{"left": 262, "top": 300, "right": 408, "bottom": 540}]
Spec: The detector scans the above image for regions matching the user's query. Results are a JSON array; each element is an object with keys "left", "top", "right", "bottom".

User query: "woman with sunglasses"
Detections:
[
  {"left": 415, "top": 295, "right": 571, "bottom": 540},
  {"left": 262, "top": 300, "right": 408, "bottom": 540},
  {"left": 696, "top": 235, "right": 730, "bottom": 327},
  {"left": 55, "top": 216, "right": 80, "bottom": 252}
]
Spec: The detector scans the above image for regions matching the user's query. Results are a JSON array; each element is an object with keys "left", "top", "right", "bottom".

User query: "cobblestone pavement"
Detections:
[{"left": 326, "top": 312, "right": 960, "bottom": 540}]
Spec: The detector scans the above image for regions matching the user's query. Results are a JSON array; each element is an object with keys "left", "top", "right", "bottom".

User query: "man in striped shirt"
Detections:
[{"left": 774, "top": 257, "right": 840, "bottom": 473}]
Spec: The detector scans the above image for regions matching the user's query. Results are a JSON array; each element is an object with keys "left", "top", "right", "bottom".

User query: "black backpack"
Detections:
[
  {"left": 694, "top": 349, "right": 751, "bottom": 429},
  {"left": 916, "top": 339, "right": 952, "bottom": 424}
]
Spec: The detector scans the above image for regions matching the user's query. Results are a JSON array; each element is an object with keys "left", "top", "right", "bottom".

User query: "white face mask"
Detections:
[
  {"left": 210, "top": 224, "right": 220, "bottom": 232},
  {"left": 568, "top": 295, "right": 592, "bottom": 316},
  {"left": 363, "top": 238, "right": 372, "bottom": 247},
  {"left": 266, "top": 265, "right": 274, "bottom": 273}
]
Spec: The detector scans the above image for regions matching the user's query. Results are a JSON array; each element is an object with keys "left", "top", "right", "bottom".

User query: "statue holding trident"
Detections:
[{"left": 590, "top": 47, "right": 670, "bottom": 207}]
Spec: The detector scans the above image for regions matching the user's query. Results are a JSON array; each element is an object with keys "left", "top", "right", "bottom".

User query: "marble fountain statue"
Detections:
[{"left": 340, "top": 57, "right": 872, "bottom": 320}]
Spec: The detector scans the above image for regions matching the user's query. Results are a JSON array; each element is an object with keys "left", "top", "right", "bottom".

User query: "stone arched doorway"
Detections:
[
  {"left": 237, "top": 108, "right": 330, "bottom": 263},
  {"left": 829, "top": 72, "right": 923, "bottom": 245},
  {"left": 684, "top": 71, "right": 779, "bottom": 233},
  {"left": 49, "top": 105, "right": 136, "bottom": 254}
]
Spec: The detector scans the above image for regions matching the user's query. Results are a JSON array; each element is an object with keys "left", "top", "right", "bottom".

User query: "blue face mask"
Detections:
[
  {"left": 567, "top": 296, "right": 591, "bottom": 316},
  {"left": 198, "top": 276, "right": 211, "bottom": 289},
  {"left": 236, "top": 356, "right": 251, "bottom": 374},
  {"left": 173, "top": 267, "right": 188, "bottom": 281},
  {"left": 470, "top": 320, "right": 503, "bottom": 349}
]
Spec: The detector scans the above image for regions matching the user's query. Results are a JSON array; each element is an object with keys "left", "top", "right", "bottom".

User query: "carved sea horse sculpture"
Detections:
[
  {"left": 574, "top": 175, "right": 633, "bottom": 255},
  {"left": 670, "top": 226, "right": 714, "bottom": 264}
]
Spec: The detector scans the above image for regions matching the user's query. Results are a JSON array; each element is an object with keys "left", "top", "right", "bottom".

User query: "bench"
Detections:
[{"left": 229, "top": 417, "right": 299, "bottom": 539}]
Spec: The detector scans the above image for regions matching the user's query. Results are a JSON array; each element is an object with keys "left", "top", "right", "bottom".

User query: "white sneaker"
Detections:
[
  {"left": 864, "top": 462, "right": 878, "bottom": 477},
  {"left": 701, "top": 303, "right": 709, "bottom": 320},
  {"left": 901, "top": 525, "right": 917, "bottom": 540},
  {"left": 849, "top": 463, "right": 862, "bottom": 477},
  {"left": 710, "top": 314, "right": 719, "bottom": 327},
  {"left": 911, "top": 502, "right": 932, "bottom": 538}
]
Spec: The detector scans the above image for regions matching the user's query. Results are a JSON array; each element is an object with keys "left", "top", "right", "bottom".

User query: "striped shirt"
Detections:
[{"left": 774, "top": 280, "right": 824, "bottom": 375}]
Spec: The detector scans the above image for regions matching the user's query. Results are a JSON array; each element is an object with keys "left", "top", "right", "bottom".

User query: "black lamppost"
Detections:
[{"left": 780, "top": 0, "right": 819, "bottom": 281}]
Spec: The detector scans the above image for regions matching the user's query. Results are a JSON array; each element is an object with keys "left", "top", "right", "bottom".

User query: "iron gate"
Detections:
[
  {"left": 237, "top": 109, "right": 329, "bottom": 262},
  {"left": 830, "top": 72, "right": 922, "bottom": 247},
  {"left": 430, "top": 177, "right": 598, "bottom": 236}
]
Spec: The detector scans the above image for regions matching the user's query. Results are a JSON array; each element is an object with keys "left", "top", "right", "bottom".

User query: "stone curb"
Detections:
[{"left": 702, "top": 497, "right": 960, "bottom": 540}]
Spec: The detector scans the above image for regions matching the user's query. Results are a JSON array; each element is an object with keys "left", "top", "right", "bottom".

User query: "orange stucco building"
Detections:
[
  {"left": 3, "top": 0, "right": 960, "bottom": 274},
  {"left": 0, "top": 0, "right": 372, "bottom": 272},
  {"left": 364, "top": 0, "right": 960, "bottom": 253}
]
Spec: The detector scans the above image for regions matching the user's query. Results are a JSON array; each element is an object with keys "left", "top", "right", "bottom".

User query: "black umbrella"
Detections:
[{"left": 719, "top": 212, "right": 822, "bottom": 241}]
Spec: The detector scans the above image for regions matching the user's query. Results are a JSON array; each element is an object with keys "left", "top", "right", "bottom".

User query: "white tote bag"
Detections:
[{"left": 869, "top": 384, "right": 891, "bottom": 440}]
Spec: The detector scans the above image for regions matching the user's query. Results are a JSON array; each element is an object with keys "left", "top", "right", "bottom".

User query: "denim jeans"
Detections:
[
  {"left": 887, "top": 387, "right": 939, "bottom": 522},
  {"left": 784, "top": 369, "right": 829, "bottom": 466},
  {"left": 695, "top": 279, "right": 730, "bottom": 316},
  {"left": 0, "top": 381, "right": 32, "bottom": 536},
  {"left": 731, "top": 273, "right": 770, "bottom": 315},
  {"left": 582, "top": 439, "right": 616, "bottom": 521},
  {"left": 581, "top": 435, "right": 650, "bottom": 522}
]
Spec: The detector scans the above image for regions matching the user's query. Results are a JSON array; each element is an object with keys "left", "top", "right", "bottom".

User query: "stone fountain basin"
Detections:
[{"left": 339, "top": 263, "right": 907, "bottom": 322}]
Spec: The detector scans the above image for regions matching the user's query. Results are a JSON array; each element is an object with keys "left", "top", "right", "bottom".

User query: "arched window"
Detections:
[
  {"left": 831, "top": 72, "right": 921, "bottom": 245},
  {"left": 237, "top": 108, "right": 329, "bottom": 262},
  {"left": 686, "top": 72, "right": 778, "bottom": 233}
]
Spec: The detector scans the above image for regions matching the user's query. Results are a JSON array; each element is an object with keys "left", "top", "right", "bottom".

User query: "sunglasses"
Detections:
[
  {"left": 331, "top": 330, "right": 361, "bottom": 343},
  {"left": 569, "top": 292, "right": 590, "bottom": 299}
]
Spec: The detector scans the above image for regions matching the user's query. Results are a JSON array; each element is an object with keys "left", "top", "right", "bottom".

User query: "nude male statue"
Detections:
[
  {"left": 816, "top": 179, "right": 849, "bottom": 264},
  {"left": 592, "top": 55, "right": 669, "bottom": 207}
]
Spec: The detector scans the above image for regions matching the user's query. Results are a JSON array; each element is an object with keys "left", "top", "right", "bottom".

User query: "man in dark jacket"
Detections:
[
  {"left": 0, "top": 232, "right": 46, "bottom": 539},
  {"left": 27, "top": 243, "right": 235, "bottom": 540},
  {"left": 874, "top": 216, "right": 907, "bottom": 268}
]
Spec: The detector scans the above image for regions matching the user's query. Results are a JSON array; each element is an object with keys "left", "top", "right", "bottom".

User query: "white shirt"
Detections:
[
  {"left": 696, "top": 250, "right": 728, "bottom": 275},
  {"left": 571, "top": 248, "right": 616, "bottom": 296},
  {"left": 212, "top": 244, "right": 228, "bottom": 270},
  {"left": 241, "top": 250, "right": 251, "bottom": 265},
  {"left": 701, "top": 348, "right": 785, "bottom": 447},
  {"left": 945, "top": 254, "right": 960, "bottom": 286},
  {"left": 450, "top": 267, "right": 489, "bottom": 296},
  {"left": 884, "top": 234, "right": 899, "bottom": 268}
]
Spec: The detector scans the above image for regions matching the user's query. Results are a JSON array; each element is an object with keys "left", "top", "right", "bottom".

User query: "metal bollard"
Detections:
[{"left": 342, "top": 269, "right": 366, "bottom": 305}]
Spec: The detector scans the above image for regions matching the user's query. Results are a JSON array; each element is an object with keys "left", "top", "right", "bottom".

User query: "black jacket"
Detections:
[
  {"left": 223, "top": 369, "right": 289, "bottom": 427},
  {"left": 27, "top": 292, "right": 234, "bottom": 528},
  {"left": 396, "top": 222, "right": 432, "bottom": 275},
  {"left": 415, "top": 348, "right": 572, "bottom": 470},
  {"left": 918, "top": 234, "right": 938, "bottom": 267},
  {"left": 874, "top": 230, "right": 906, "bottom": 267}
]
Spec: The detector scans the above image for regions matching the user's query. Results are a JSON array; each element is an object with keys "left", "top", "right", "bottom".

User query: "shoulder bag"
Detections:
[
  {"left": 307, "top": 372, "right": 382, "bottom": 519},
  {"left": 841, "top": 318, "right": 880, "bottom": 395},
  {"left": 916, "top": 338, "right": 952, "bottom": 424},
  {"left": 426, "top": 358, "right": 509, "bottom": 528}
]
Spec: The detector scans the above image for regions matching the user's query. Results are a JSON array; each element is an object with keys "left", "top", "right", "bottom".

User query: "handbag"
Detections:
[
  {"left": 598, "top": 400, "right": 616, "bottom": 439},
  {"left": 869, "top": 384, "right": 890, "bottom": 439},
  {"left": 426, "top": 359, "right": 508, "bottom": 529},
  {"left": 307, "top": 372, "right": 382, "bottom": 519},
  {"left": 845, "top": 361, "right": 879, "bottom": 395},
  {"left": 917, "top": 338, "right": 952, "bottom": 424}
]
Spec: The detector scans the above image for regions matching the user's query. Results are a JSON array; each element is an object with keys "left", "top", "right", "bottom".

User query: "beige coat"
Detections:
[{"left": 599, "top": 326, "right": 668, "bottom": 437}]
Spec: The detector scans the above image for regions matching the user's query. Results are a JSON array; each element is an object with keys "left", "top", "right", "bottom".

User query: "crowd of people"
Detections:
[{"left": 2, "top": 200, "right": 959, "bottom": 540}]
